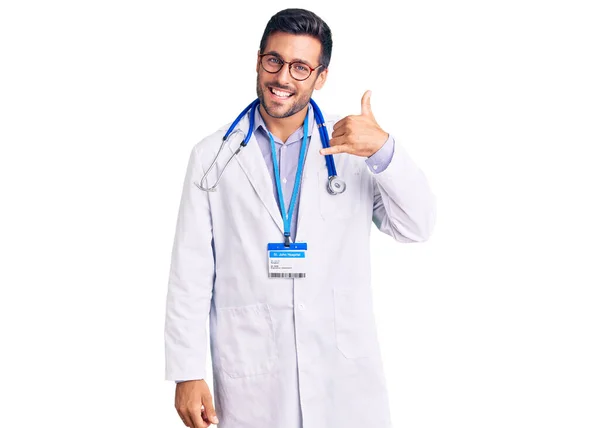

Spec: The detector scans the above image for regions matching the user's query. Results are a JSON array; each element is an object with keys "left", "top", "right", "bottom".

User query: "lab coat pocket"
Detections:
[
  {"left": 333, "top": 287, "right": 378, "bottom": 359},
  {"left": 318, "top": 162, "right": 364, "bottom": 220},
  {"left": 216, "top": 303, "right": 278, "bottom": 378}
]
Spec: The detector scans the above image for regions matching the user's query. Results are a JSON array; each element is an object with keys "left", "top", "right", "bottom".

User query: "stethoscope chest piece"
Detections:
[{"left": 327, "top": 176, "right": 346, "bottom": 195}]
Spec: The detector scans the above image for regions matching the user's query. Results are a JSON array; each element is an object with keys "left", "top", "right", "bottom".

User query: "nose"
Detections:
[{"left": 274, "top": 64, "right": 293, "bottom": 85}]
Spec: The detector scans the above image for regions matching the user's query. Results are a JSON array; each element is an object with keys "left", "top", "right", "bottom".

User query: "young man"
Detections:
[{"left": 165, "top": 8, "right": 436, "bottom": 428}]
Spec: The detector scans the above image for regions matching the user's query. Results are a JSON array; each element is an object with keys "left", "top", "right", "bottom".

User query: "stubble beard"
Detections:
[{"left": 256, "top": 78, "right": 311, "bottom": 119}]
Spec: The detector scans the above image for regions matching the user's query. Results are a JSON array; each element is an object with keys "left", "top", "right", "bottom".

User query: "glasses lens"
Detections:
[
  {"left": 290, "top": 62, "right": 311, "bottom": 80},
  {"left": 261, "top": 55, "right": 283, "bottom": 73}
]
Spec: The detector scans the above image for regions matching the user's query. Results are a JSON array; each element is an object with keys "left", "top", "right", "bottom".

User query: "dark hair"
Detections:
[{"left": 259, "top": 8, "right": 333, "bottom": 71}]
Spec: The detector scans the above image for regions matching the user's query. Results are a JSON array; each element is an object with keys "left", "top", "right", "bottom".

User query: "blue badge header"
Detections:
[{"left": 269, "top": 251, "right": 306, "bottom": 258}]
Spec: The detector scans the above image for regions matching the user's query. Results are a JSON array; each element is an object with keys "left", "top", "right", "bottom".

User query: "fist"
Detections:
[{"left": 175, "top": 379, "right": 219, "bottom": 427}]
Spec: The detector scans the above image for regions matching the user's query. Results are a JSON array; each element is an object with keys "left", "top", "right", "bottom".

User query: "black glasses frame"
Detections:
[{"left": 258, "top": 54, "right": 323, "bottom": 81}]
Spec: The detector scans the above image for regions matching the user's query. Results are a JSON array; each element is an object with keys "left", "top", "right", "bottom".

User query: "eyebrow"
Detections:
[{"left": 265, "top": 51, "right": 315, "bottom": 67}]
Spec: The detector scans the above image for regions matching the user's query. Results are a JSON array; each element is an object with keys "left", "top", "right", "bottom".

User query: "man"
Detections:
[{"left": 165, "top": 8, "right": 436, "bottom": 428}]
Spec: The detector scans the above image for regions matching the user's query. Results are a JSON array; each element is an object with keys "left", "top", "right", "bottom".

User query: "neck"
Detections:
[{"left": 259, "top": 104, "right": 309, "bottom": 142}]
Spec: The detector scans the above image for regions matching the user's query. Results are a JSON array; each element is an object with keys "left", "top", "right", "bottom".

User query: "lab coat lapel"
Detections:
[{"left": 228, "top": 115, "right": 284, "bottom": 234}]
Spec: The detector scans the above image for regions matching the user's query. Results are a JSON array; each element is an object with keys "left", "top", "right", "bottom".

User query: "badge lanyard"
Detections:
[
  {"left": 267, "top": 111, "right": 310, "bottom": 247},
  {"left": 266, "top": 110, "right": 309, "bottom": 278}
]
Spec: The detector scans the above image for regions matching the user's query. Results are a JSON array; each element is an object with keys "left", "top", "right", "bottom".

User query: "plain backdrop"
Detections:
[{"left": 1, "top": 0, "right": 599, "bottom": 427}]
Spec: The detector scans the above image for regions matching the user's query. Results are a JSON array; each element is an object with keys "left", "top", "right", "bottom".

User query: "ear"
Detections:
[
  {"left": 256, "top": 49, "right": 261, "bottom": 73},
  {"left": 314, "top": 68, "right": 328, "bottom": 91}
]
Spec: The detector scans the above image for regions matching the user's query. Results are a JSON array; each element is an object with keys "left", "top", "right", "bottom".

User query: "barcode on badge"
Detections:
[{"left": 268, "top": 273, "right": 306, "bottom": 278}]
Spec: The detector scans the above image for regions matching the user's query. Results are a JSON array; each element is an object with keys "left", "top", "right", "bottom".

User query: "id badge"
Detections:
[{"left": 267, "top": 243, "right": 307, "bottom": 278}]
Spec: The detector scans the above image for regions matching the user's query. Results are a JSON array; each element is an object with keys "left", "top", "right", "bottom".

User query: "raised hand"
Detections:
[{"left": 320, "top": 90, "right": 389, "bottom": 157}]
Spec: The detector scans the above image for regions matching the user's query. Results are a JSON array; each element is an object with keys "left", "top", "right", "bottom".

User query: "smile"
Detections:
[{"left": 269, "top": 87, "right": 294, "bottom": 98}]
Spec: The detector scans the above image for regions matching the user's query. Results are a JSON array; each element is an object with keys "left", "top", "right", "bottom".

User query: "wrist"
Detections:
[{"left": 368, "top": 132, "right": 389, "bottom": 157}]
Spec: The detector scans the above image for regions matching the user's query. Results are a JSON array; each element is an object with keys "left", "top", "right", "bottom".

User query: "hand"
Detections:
[
  {"left": 320, "top": 90, "right": 389, "bottom": 158},
  {"left": 175, "top": 379, "right": 219, "bottom": 427}
]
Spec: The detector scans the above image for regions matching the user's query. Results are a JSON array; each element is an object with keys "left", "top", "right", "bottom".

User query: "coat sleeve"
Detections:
[
  {"left": 164, "top": 144, "right": 215, "bottom": 381},
  {"left": 371, "top": 140, "right": 437, "bottom": 243}
]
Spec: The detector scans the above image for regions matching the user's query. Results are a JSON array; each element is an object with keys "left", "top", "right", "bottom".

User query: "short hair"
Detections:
[{"left": 259, "top": 8, "right": 333, "bottom": 70}]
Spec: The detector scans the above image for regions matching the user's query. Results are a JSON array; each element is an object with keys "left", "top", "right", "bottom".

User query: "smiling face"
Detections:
[{"left": 256, "top": 31, "right": 328, "bottom": 119}]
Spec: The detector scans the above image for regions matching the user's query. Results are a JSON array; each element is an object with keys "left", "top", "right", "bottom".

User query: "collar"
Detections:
[{"left": 253, "top": 102, "right": 315, "bottom": 143}]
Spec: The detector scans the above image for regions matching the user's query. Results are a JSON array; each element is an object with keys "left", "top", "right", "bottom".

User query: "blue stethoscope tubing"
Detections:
[{"left": 194, "top": 98, "right": 345, "bottom": 195}]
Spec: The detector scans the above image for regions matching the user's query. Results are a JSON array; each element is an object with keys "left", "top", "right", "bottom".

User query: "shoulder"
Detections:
[
  {"left": 189, "top": 119, "right": 236, "bottom": 155},
  {"left": 183, "top": 120, "right": 236, "bottom": 172}
]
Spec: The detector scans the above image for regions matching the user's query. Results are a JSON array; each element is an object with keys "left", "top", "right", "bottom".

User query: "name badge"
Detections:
[{"left": 267, "top": 243, "right": 307, "bottom": 278}]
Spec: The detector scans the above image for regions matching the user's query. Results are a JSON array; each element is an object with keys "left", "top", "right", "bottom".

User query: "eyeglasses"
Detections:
[{"left": 259, "top": 54, "right": 323, "bottom": 81}]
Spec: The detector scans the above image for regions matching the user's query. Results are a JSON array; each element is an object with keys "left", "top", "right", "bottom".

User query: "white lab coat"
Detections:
[{"left": 165, "top": 110, "right": 436, "bottom": 428}]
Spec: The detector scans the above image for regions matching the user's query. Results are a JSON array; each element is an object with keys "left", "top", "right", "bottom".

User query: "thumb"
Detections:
[
  {"left": 361, "top": 90, "right": 373, "bottom": 117},
  {"left": 203, "top": 395, "right": 219, "bottom": 424}
]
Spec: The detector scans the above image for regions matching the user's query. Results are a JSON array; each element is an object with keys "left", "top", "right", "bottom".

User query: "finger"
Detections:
[
  {"left": 361, "top": 90, "right": 373, "bottom": 117},
  {"left": 200, "top": 408, "right": 211, "bottom": 427},
  {"left": 327, "top": 136, "right": 346, "bottom": 147},
  {"left": 332, "top": 117, "right": 349, "bottom": 132},
  {"left": 175, "top": 397, "right": 194, "bottom": 427},
  {"left": 190, "top": 406, "right": 209, "bottom": 428},
  {"left": 202, "top": 395, "right": 220, "bottom": 425},
  {"left": 176, "top": 408, "right": 193, "bottom": 427},
  {"left": 320, "top": 144, "right": 350, "bottom": 155},
  {"left": 331, "top": 126, "right": 346, "bottom": 138}
]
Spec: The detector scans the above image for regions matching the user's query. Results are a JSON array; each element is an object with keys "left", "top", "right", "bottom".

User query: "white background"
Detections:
[{"left": 1, "top": 0, "right": 599, "bottom": 427}]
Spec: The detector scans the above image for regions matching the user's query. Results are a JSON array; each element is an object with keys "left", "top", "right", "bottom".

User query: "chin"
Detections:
[{"left": 262, "top": 102, "right": 288, "bottom": 118}]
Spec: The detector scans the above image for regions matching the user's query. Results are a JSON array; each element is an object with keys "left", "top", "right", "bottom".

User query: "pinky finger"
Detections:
[{"left": 320, "top": 145, "right": 349, "bottom": 155}]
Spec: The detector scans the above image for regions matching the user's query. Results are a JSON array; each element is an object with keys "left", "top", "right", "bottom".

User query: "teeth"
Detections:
[{"left": 271, "top": 88, "right": 292, "bottom": 97}]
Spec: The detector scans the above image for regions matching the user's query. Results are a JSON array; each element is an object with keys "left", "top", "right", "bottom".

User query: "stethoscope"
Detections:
[{"left": 194, "top": 98, "right": 346, "bottom": 195}]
